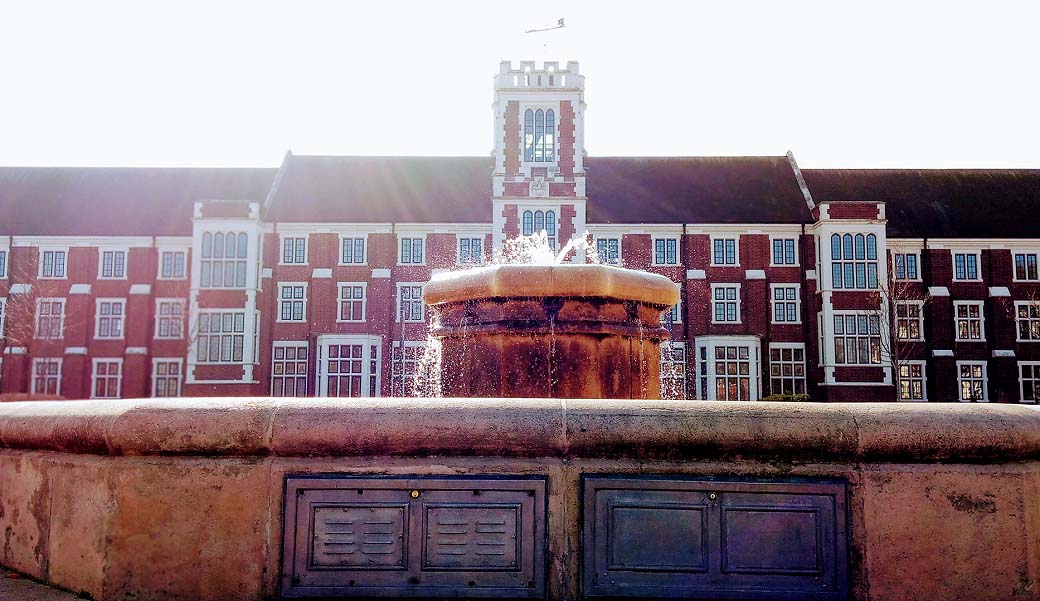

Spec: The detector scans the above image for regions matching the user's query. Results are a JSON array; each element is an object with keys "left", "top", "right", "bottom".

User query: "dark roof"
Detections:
[
  {"left": 264, "top": 156, "right": 494, "bottom": 223},
  {"left": 802, "top": 169, "right": 1040, "bottom": 238},
  {"left": 0, "top": 167, "right": 276, "bottom": 236},
  {"left": 265, "top": 154, "right": 812, "bottom": 225},
  {"left": 585, "top": 156, "right": 811, "bottom": 224}
]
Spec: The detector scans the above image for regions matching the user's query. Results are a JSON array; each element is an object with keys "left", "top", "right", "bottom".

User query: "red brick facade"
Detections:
[{"left": 1, "top": 61, "right": 1038, "bottom": 404}]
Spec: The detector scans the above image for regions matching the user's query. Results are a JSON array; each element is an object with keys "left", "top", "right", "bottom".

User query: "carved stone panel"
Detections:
[
  {"left": 282, "top": 476, "right": 546, "bottom": 598},
  {"left": 583, "top": 476, "right": 847, "bottom": 600}
]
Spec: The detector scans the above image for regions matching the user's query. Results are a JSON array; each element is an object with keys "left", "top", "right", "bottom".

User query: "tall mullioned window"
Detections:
[
  {"left": 831, "top": 233, "right": 878, "bottom": 289},
  {"left": 200, "top": 232, "right": 248, "bottom": 288},
  {"left": 523, "top": 108, "right": 555, "bottom": 162},
  {"left": 522, "top": 210, "right": 557, "bottom": 249},
  {"left": 833, "top": 313, "right": 881, "bottom": 365}
]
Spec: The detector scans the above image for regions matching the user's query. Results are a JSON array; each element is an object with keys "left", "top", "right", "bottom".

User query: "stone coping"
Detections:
[
  {"left": 423, "top": 264, "right": 681, "bottom": 307},
  {"left": 1, "top": 398, "right": 1039, "bottom": 463}
]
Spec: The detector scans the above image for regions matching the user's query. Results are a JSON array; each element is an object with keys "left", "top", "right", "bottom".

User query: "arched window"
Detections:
[
  {"left": 535, "top": 109, "right": 545, "bottom": 161},
  {"left": 545, "top": 210, "right": 556, "bottom": 237},
  {"left": 199, "top": 231, "right": 250, "bottom": 289},
  {"left": 225, "top": 232, "right": 237, "bottom": 259},
  {"left": 545, "top": 109, "right": 555, "bottom": 161},
  {"left": 534, "top": 210, "right": 545, "bottom": 233},
  {"left": 213, "top": 233, "right": 225, "bottom": 259},
  {"left": 522, "top": 210, "right": 533, "bottom": 236},
  {"left": 522, "top": 107, "right": 556, "bottom": 163},
  {"left": 523, "top": 110, "right": 534, "bottom": 162},
  {"left": 832, "top": 232, "right": 880, "bottom": 290}
]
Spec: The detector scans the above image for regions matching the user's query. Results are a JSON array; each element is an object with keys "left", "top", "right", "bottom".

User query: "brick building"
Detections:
[{"left": 1, "top": 60, "right": 1039, "bottom": 403}]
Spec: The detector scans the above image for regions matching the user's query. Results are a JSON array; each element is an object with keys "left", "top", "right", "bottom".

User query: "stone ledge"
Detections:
[{"left": 1, "top": 399, "right": 1039, "bottom": 463}]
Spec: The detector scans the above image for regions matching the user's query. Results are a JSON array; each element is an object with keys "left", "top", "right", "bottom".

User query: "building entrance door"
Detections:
[{"left": 316, "top": 335, "right": 382, "bottom": 397}]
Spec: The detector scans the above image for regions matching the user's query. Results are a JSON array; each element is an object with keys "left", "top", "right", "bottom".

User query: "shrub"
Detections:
[{"left": 758, "top": 393, "right": 811, "bottom": 402}]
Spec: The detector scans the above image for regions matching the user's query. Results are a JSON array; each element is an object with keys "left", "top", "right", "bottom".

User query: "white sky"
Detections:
[{"left": 0, "top": 0, "right": 1037, "bottom": 168}]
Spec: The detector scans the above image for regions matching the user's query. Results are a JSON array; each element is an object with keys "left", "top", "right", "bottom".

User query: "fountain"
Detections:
[
  {"left": 424, "top": 262, "right": 678, "bottom": 399},
  {"left": 1, "top": 235, "right": 1040, "bottom": 600}
]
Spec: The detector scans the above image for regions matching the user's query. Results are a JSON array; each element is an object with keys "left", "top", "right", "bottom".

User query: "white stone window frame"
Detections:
[
  {"left": 768, "top": 235, "right": 799, "bottom": 267},
  {"left": 391, "top": 340, "right": 427, "bottom": 397},
  {"left": 396, "top": 282, "right": 425, "bottom": 324},
  {"left": 337, "top": 282, "right": 368, "bottom": 323},
  {"left": 398, "top": 235, "right": 427, "bottom": 266},
  {"left": 769, "top": 283, "right": 801, "bottom": 325},
  {"left": 457, "top": 236, "right": 485, "bottom": 265},
  {"left": 1012, "top": 250, "right": 1040, "bottom": 283},
  {"left": 151, "top": 358, "right": 183, "bottom": 397},
  {"left": 270, "top": 341, "right": 310, "bottom": 397},
  {"left": 90, "top": 357, "right": 123, "bottom": 399},
  {"left": 1018, "top": 361, "right": 1040, "bottom": 403},
  {"left": 156, "top": 247, "right": 188, "bottom": 280},
  {"left": 651, "top": 236, "right": 680, "bottom": 266},
  {"left": 595, "top": 236, "right": 622, "bottom": 266},
  {"left": 956, "top": 360, "right": 989, "bottom": 402},
  {"left": 195, "top": 310, "right": 247, "bottom": 365},
  {"left": 519, "top": 206, "right": 561, "bottom": 250},
  {"left": 34, "top": 297, "right": 66, "bottom": 340},
  {"left": 895, "top": 299, "right": 926, "bottom": 342},
  {"left": 0, "top": 297, "right": 5, "bottom": 338},
  {"left": 710, "top": 235, "right": 740, "bottom": 267},
  {"left": 94, "top": 297, "right": 127, "bottom": 340},
  {"left": 831, "top": 311, "right": 883, "bottom": 366},
  {"left": 767, "top": 342, "right": 807, "bottom": 396},
  {"left": 37, "top": 246, "right": 69, "bottom": 280},
  {"left": 518, "top": 102, "right": 561, "bottom": 173},
  {"left": 31, "top": 357, "right": 62, "bottom": 395},
  {"left": 694, "top": 335, "right": 761, "bottom": 401},
  {"left": 279, "top": 235, "right": 309, "bottom": 266},
  {"left": 0, "top": 246, "right": 8, "bottom": 279},
  {"left": 197, "top": 230, "right": 251, "bottom": 290},
  {"left": 953, "top": 300, "right": 986, "bottom": 342},
  {"left": 828, "top": 232, "right": 881, "bottom": 290},
  {"left": 338, "top": 234, "right": 368, "bottom": 266},
  {"left": 97, "top": 247, "right": 130, "bottom": 280},
  {"left": 710, "top": 283, "right": 741, "bottom": 325},
  {"left": 891, "top": 251, "right": 922, "bottom": 282},
  {"left": 952, "top": 251, "right": 982, "bottom": 282},
  {"left": 276, "top": 282, "right": 308, "bottom": 323},
  {"left": 660, "top": 341, "right": 688, "bottom": 400},
  {"left": 1015, "top": 300, "right": 1040, "bottom": 342},
  {"left": 154, "top": 298, "right": 186, "bottom": 340},
  {"left": 896, "top": 360, "right": 928, "bottom": 402}
]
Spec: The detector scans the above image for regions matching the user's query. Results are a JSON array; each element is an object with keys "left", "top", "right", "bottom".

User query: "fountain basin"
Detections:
[
  {"left": 424, "top": 264, "right": 680, "bottom": 398},
  {"left": 1, "top": 399, "right": 1040, "bottom": 600}
]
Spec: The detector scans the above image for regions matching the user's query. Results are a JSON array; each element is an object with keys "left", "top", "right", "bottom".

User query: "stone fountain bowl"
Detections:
[
  {"left": 423, "top": 264, "right": 681, "bottom": 399},
  {"left": 424, "top": 263, "right": 681, "bottom": 307}
]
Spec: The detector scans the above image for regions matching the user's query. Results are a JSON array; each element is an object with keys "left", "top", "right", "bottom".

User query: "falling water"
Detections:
[{"left": 410, "top": 230, "right": 648, "bottom": 398}]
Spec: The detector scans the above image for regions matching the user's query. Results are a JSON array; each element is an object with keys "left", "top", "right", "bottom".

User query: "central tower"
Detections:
[{"left": 491, "top": 61, "right": 587, "bottom": 251}]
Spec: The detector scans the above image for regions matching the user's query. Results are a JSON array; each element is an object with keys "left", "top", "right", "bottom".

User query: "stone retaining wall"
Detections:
[{"left": 1, "top": 399, "right": 1039, "bottom": 600}]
